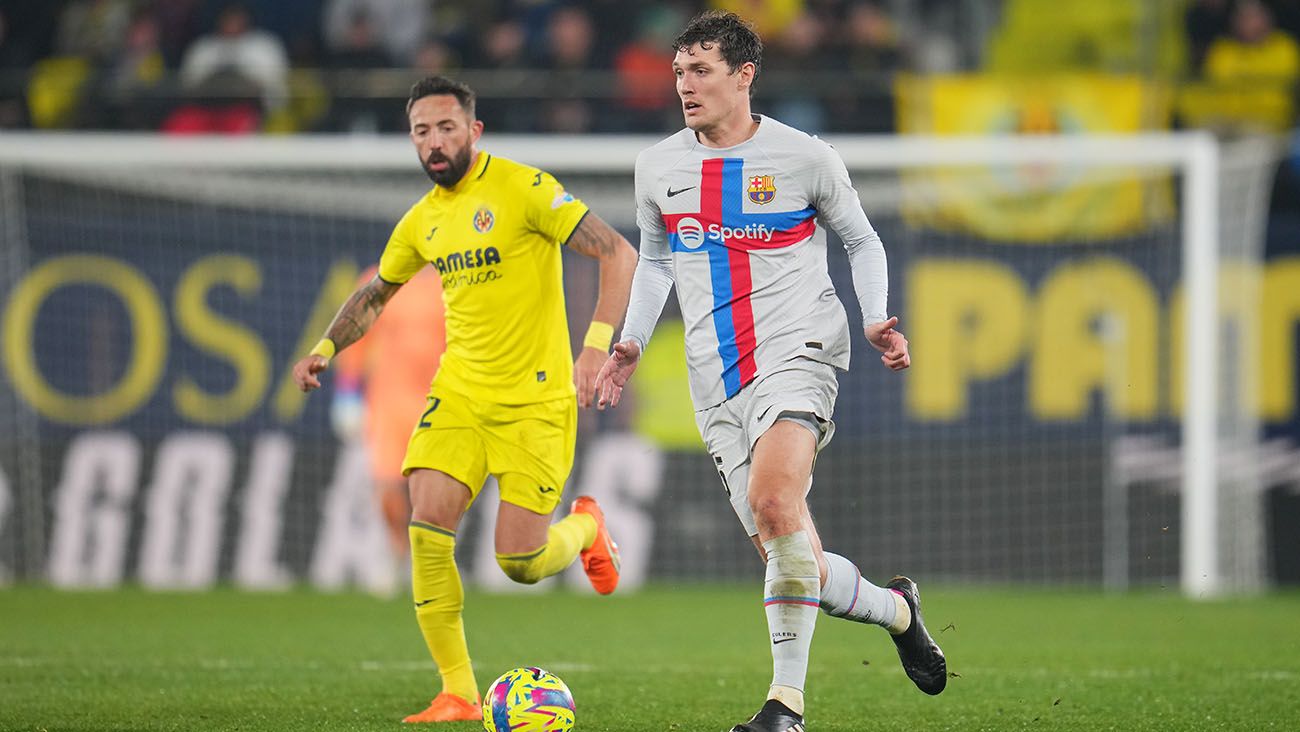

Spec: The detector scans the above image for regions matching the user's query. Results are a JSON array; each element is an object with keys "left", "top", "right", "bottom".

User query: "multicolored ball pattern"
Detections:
[{"left": 481, "top": 666, "right": 576, "bottom": 732}]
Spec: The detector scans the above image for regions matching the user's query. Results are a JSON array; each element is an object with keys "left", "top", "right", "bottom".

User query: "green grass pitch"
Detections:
[{"left": 2, "top": 584, "right": 1298, "bottom": 731}]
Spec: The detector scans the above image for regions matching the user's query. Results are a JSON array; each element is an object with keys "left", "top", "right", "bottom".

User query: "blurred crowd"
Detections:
[{"left": 0, "top": 0, "right": 1296, "bottom": 135}]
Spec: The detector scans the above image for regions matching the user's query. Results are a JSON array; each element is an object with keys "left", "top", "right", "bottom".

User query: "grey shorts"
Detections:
[{"left": 694, "top": 358, "right": 838, "bottom": 537}]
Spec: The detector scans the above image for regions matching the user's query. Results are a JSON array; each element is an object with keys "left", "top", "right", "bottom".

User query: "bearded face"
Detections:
[
  {"left": 408, "top": 94, "right": 482, "bottom": 188},
  {"left": 423, "top": 143, "right": 472, "bottom": 187}
]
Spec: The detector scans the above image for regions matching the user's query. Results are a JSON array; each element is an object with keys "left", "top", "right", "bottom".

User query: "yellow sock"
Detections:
[
  {"left": 549, "top": 512, "right": 597, "bottom": 568},
  {"left": 409, "top": 522, "right": 478, "bottom": 703},
  {"left": 495, "top": 513, "right": 597, "bottom": 584}
]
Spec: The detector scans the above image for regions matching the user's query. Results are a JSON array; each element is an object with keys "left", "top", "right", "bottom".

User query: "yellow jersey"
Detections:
[{"left": 378, "top": 151, "right": 589, "bottom": 405}]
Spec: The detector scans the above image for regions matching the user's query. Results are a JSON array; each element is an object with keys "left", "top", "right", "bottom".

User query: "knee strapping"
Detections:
[{"left": 496, "top": 546, "right": 548, "bottom": 585}]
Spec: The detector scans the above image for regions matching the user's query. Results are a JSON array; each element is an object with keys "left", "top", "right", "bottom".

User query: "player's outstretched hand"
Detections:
[
  {"left": 865, "top": 316, "right": 911, "bottom": 371},
  {"left": 594, "top": 339, "right": 642, "bottom": 410},
  {"left": 292, "top": 354, "right": 330, "bottom": 392},
  {"left": 574, "top": 346, "right": 607, "bottom": 409}
]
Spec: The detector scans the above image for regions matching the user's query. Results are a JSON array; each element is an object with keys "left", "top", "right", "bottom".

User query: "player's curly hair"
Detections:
[
  {"left": 672, "top": 11, "right": 763, "bottom": 90},
  {"left": 407, "top": 76, "right": 476, "bottom": 118}
]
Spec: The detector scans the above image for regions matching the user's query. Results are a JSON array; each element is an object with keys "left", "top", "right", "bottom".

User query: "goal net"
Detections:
[{"left": 0, "top": 132, "right": 1276, "bottom": 597}]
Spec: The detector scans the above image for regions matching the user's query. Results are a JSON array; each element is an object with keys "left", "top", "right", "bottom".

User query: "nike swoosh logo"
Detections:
[
  {"left": 414, "top": 598, "right": 436, "bottom": 607},
  {"left": 666, "top": 186, "right": 695, "bottom": 198},
  {"left": 772, "top": 637, "right": 798, "bottom": 645}
]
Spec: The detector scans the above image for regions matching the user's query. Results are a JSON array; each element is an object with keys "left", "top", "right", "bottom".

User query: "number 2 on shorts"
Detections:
[{"left": 417, "top": 397, "right": 442, "bottom": 428}]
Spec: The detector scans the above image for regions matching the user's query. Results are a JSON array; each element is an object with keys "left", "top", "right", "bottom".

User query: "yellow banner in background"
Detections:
[{"left": 895, "top": 73, "right": 1174, "bottom": 242}]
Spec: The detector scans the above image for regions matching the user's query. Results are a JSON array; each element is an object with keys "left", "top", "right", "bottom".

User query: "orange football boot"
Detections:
[
  {"left": 572, "top": 496, "right": 621, "bottom": 594},
  {"left": 402, "top": 692, "right": 481, "bottom": 723}
]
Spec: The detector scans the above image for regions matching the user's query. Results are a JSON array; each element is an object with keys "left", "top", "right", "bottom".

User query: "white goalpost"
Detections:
[{"left": 0, "top": 131, "right": 1271, "bottom": 598}]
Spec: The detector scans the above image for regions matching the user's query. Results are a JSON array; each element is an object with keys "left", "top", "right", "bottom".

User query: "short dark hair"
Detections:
[
  {"left": 407, "top": 75, "right": 476, "bottom": 118},
  {"left": 672, "top": 11, "right": 763, "bottom": 88}
]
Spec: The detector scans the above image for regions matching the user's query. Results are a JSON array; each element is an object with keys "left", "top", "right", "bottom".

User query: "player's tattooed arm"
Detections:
[
  {"left": 293, "top": 274, "right": 400, "bottom": 393},
  {"left": 325, "top": 274, "right": 401, "bottom": 352},
  {"left": 566, "top": 212, "right": 638, "bottom": 407},
  {"left": 566, "top": 212, "right": 638, "bottom": 332},
  {"left": 566, "top": 211, "right": 631, "bottom": 261}
]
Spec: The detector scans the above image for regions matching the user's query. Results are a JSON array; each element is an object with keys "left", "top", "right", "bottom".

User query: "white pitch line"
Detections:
[
  {"left": 357, "top": 660, "right": 598, "bottom": 674},
  {"left": 359, "top": 660, "right": 434, "bottom": 672}
]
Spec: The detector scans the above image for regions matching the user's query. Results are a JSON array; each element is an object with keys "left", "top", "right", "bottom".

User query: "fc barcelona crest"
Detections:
[
  {"left": 473, "top": 207, "right": 495, "bottom": 233},
  {"left": 748, "top": 175, "right": 776, "bottom": 205}
]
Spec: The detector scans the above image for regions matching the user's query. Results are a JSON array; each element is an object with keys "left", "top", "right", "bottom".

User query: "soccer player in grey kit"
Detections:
[{"left": 594, "top": 10, "right": 946, "bottom": 732}]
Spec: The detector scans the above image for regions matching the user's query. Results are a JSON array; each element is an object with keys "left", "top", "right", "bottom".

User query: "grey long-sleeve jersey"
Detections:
[{"left": 620, "top": 115, "right": 889, "bottom": 411}]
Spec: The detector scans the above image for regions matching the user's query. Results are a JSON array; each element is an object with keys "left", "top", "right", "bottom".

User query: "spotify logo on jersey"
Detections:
[{"left": 676, "top": 217, "right": 706, "bottom": 250}]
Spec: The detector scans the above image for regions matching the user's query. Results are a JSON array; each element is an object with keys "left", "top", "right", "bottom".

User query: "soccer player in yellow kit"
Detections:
[{"left": 292, "top": 76, "right": 637, "bottom": 723}]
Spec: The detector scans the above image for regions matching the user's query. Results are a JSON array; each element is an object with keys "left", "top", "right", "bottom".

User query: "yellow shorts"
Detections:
[{"left": 400, "top": 388, "right": 576, "bottom": 515}]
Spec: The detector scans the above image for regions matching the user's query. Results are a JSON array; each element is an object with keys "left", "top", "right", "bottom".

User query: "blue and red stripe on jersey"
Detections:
[{"left": 664, "top": 158, "right": 817, "bottom": 398}]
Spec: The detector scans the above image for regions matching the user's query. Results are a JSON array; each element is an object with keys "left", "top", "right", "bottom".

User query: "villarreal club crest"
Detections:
[{"left": 473, "top": 207, "right": 495, "bottom": 233}]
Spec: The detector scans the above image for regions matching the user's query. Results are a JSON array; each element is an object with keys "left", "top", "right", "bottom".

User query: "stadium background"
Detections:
[{"left": 1, "top": 0, "right": 1299, "bottom": 597}]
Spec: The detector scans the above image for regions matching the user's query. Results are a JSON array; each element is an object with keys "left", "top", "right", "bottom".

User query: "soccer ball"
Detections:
[{"left": 481, "top": 666, "right": 576, "bottom": 732}]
